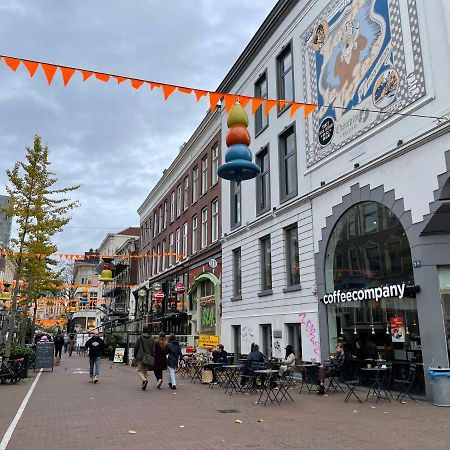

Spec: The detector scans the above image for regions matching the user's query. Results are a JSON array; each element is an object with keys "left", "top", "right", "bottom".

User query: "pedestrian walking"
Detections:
[
  {"left": 63, "top": 334, "right": 69, "bottom": 353},
  {"left": 133, "top": 326, "right": 155, "bottom": 391},
  {"left": 153, "top": 332, "right": 168, "bottom": 389},
  {"left": 167, "top": 333, "right": 183, "bottom": 390},
  {"left": 54, "top": 331, "right": 64, "bottom": 360},
  {"left": 67, "top": 334, "right": 75, "bottom": 357},
  {"left": 85, "top": 330, "right": 105, "bottom": 384}
]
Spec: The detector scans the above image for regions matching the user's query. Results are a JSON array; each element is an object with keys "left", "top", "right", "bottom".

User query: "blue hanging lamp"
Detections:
[{"left": 217, "top": 102, "right": 260, "bottom": 183}]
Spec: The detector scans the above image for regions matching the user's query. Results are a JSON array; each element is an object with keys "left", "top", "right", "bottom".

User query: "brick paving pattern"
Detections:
[{"left": 1, "top": 354, "right": 450, "bottom": 449}]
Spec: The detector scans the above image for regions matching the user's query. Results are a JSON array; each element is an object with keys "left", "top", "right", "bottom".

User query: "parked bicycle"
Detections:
[{"left": 0, "top": 358, "right": 25, "bottom": 384}]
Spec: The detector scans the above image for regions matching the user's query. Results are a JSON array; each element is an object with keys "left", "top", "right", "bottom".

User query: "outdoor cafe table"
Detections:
[
  {"left": 297, "top": 363, "right": 320, "bottom": 393},
  {"left": 204, "top": 362, "right": 224, "bottom": 387},
  {"left": 189, "top": 360, "right": 205, "bottom": 384},
  {"left": 222, "top": 365, "right": 243, "bottom": 395},
  {"left": 361, "top": 367, "right": 390, "bottom": 403},
  {"left": 255, "top": 369, "right": 280, "bottom": 405}
]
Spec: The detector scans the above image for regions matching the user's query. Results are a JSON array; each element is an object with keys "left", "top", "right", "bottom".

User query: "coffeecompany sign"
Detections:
[{"left": 322, "top": 283, "right": 406, "bottom": 305}]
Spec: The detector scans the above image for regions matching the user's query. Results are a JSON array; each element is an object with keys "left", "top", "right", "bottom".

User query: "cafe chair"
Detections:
[
  {"left": 394, "top": 363, "right": 417, "bottom": 402},
  {"left": 273, "top": 368, "right": 295, "bottom": 403},
  {"left": 240, "top": 360, "right": 267, "bottom": 393},
  {"left": 325, "top": 367, "right": 345, "bottom": 394}
]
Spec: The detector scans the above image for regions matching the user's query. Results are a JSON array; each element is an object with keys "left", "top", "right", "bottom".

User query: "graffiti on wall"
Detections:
[
  {"left": 302, "top": 0, "right": 426, "bottom": 166},
  {"left": 299, "top": 312, "right": 321, "bottom": 361}
]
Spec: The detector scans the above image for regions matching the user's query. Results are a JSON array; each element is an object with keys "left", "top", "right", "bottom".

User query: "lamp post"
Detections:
[{"left": 137, "top": 288, "right": 147, "bottom": 330}]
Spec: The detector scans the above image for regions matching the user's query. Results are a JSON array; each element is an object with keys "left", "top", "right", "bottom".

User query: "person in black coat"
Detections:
[
  {"left": 53, "top": 332, "right": 64, "bottom": 359},
  {"left": 166, "top": 334, "right": 183, "bottom": 390},
  {"left": 134, "top": 326, "right": 155, "bottom": 391}
]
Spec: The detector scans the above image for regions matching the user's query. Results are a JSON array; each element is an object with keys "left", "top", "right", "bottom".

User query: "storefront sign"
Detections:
[
  {"left": 208, "top": 258, "right": 217, "bottom": 269},
  {"left": 154, "top": 290, "right": 165, "bottom": 300},
  {"left": 389, "top": 317, "right": 405, "bottom": 343},
  {"left": 322, "top": 283, "right": 406, "bottom": 305},
  {"left": 198, "top": 334, "right": 219, "bottom": 349},
  {"left": 113, "top": 347, "right": 125, "bottom": 363},
  {"left": 174, "top": 282, "right": 186, "bottom": 294}
]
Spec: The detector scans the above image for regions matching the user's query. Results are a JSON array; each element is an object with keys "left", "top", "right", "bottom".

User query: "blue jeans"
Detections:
[
  {"left": 168, "top": 367, "right": 176, "bottom": 386},
  {"left": 89, "top": 357, "right": 101, "bottom": 377}
]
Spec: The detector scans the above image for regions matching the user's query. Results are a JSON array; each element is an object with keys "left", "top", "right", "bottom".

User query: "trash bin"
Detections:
[{"left": 428, "top": 368, "right": 450, "bottom": 406}]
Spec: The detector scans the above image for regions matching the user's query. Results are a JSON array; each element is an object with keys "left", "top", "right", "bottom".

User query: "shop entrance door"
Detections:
[{"left": 286, "top": 323, "right": 302, "bottom": 361}]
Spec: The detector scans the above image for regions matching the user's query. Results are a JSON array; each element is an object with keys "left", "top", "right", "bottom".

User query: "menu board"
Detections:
[
  {"left": 35, "top": 342, "right": 54, "bottom": 371},
  {"left": 390, "top": 317, "right": 405, "bottom": 343}
]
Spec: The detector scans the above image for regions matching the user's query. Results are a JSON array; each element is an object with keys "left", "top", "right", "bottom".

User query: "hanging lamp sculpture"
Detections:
[
  {"left": 217, "top": 102, "right": 260, "bottom": 183},
  {"left": 99, "top": 258, "right": 113, "bottom": 283}
]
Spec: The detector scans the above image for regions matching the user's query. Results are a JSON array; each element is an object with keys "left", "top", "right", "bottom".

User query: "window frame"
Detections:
[
  {"left": 230, "top": 181, "right": 241, "bottom": 229},
  {"left": 170, "top": 192, "right": 175, "bottom": 222},
  {"left": 285, "top": 224, "right": 301, "bottom": 289},
  {"left": 192, "top": 166, "right": 199, "bottom": 203},
  {"left": 182, "top": 222, "right": 188, "bottom": 258},
  {"left": 278, "top": 124, "right": 298, "bottom": 203},
  {"left": 176, "top": 185, "right": 182, "bottom": 217},
  {"left": 211, "top": 144, "right": 219, "bottom": 186},
  {"left": 256, "top": 146, "right": 271, "bottom": 215},
  {"left": 232, "top": 247, "right": 242, "bottom": 299},
  {"left": 276, "top": 41, "right": 294, "bottom": 115},
  {"left": 183, "top": 176, "right": 189, "bottom": 211},
  {"left": 211, "top": 198, "right": 219, "bottom": 242},
  {"left": 260, "top": 235, "right": 272, "bottom": 292},
  {"left": 175, "top": 228, "right": 181, "bottom": 264},
  {"left": 192, "top": 215, "right": 198, "bottom": 254},
  {"left": 254, "top": 71, "right": 269, "bottom": 136},
  {"left": 201, "top": 156, "right": 208, "bottom": 196},
  {"left": 201, "top": 207, "right": 208, "bottom": 249},
  {"left": 169, "top": 233, "right": 175, "bottom": 266},
  {"left": 163, "top": 200, "right": 168, "bottom": 229}
]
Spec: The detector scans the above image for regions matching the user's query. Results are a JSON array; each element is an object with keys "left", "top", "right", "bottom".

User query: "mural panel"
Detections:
[{"left": 302, "top": 0, "right": 426, "bottom": 167}]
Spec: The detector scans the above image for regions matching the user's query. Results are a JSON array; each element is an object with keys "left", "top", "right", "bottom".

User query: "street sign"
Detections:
[
  {"left": 153, "top": 282, "right": 162, "bottom": 291},
  {"left": 412, "top": 260, "right": 422, "bottom": 268},
  {"left": 154, "top": 290, "right": 165, "bottom": 300},
  {"left": 175, "top": 282, "right": 186, "bottom": 294},
  {"left": 208, "top": 258, "right": 217, "bottom": 269},
  {"left": 198, "top": 334, "right": 219, "bottom": 348}
]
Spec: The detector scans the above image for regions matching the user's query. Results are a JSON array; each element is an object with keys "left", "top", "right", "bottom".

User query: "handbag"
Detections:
[
  {"left": 202, "top": 369, "right": 213, "bottom": 384},
  {"left": 141, "top": 337, "right": 155, "bottom": 369}
]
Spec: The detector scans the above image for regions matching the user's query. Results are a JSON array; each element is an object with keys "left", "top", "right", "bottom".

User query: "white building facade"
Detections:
[{"left": 219, "top": 0, "right": 450, "bottom": 399}]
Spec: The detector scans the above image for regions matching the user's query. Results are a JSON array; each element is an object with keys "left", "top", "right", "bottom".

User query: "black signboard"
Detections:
[
  {"left": 35, "top": 342, "right": 54, "bottom": 371},
  {"left": 318, "top": 117, "right": 334, "bottom": 146}
]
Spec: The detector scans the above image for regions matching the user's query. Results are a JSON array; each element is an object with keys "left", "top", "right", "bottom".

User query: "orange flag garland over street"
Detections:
[{"left": 0, "top": 54, "right": 318, "bottom": 120}]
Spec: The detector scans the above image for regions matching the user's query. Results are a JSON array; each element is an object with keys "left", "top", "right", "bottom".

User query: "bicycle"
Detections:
[{"left": 0, "top": 358, "right": 25, "bottom": 384}]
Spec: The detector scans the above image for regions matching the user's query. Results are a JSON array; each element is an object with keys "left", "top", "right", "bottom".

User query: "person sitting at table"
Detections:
[
  {"left": 212, "top": 344, "right": 228, "bottom": 364},
  {"left": 247, "top": 344, "right": 265, "bottom": 363},
  {"left": 279, "top": 345, "right": 296, "bottom": 376},
  {"left": 317, "top": 343, "right": 346, "bottom": 395}
]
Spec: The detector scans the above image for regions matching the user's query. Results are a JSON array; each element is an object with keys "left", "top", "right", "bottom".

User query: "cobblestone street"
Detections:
[{"left": 1, "top": 354, "right": 450, "bottom": 450}]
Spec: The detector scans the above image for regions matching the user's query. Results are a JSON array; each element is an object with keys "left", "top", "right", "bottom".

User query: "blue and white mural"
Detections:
[{"left": 302, "top": 0, "right": 426, "bottom": 167}]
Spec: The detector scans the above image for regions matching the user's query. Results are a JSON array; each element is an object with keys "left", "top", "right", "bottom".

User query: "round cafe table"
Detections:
[{"left": 361, "top": 367, "right": 390, "bottom": 403}]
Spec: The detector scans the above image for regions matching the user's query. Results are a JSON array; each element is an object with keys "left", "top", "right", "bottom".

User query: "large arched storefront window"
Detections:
[{"left": 324, "top": 201, "right": 422, "bottom": 367}]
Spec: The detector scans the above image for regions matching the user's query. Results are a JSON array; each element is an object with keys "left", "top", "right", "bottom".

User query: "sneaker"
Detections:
[
  {"left": 89, "top": 377, "right": 94, "bottom": 383},
  {"left": 317, "top": 384, "right": 325, "bottom": 395},
  {"left": 94, "top": 375, "right": 98, "bottom": 384},
  {"left": 141, "top": 380, "right": 148, "bottom": 391},
  {"left": 168, "top": 382, "right": 172, "bottom": 388},
  {"left": 157, "top": 379, "right": 163, "bottom": 389},
  {"left": 170, "top": 385, "right": 177, "bottom": 390}
]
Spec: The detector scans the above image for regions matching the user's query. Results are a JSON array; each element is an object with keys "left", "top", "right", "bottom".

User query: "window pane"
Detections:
[
  {"left": 255, "top": 75, "right": 268, "bottom": 133},
  {"left": 211, "top": 146, "right": 218, "bottom": 185},
  {"left": 233, "top": 248, "right": 242, "bottom": 296},
  {"left": 192, "top": 216, "right": 198, "bottom": 253},
  {"left": 283, "top": 68, "right": 293, "bottom": 101},
  {"left": 261, "top": 237, "right": 272, "bottom": 291},
  {"left": 192, "top": 167, "right": 199, "bottom": 203}
]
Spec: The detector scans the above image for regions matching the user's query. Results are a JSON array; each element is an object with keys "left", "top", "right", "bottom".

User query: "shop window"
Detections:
[
  {"left": 286, "top": 323, "right": 302, "bottom": 360},
  {"left": 200, "top": 280, "right": 214, "bottom": 298}
]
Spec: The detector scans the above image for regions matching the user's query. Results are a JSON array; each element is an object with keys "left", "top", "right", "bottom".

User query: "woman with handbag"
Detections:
[
  {"left": 133, "top": 326, "right": 155, "bottom": 391},
  {"left": 153, "top": 332, "right": 168, "bottom": 389}
]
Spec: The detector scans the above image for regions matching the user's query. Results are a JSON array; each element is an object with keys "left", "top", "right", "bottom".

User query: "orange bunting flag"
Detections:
[
  {"left": 131, "top": 79, "right": 144, "bottom": 90},
  {"left": 23, "top": 60, "right": 39, "bottom": 77},
  {"left": 162, "top": 84, "right": 176, "bottom": 100},
  {"left": 41, "top": 63, "right": 58, "bottom": 85},
  {"left": 95, "top": 73, "right": 110, "bottom": 83},
  {"left": 303, "top": 103, "right": 317, "bottom": 119},
  {"left": 194, "top": 89, "right": 208, "bottom": 101},
  {"left": 251, "top": 98, "right": 264, "bottom": 114},
  {"left": 209, "top": 92, "right": 222, "bottom": 111},
  {"left": 223, "top": 94, "right": 238, "bottom": 113},
  {"left": 4, "top": 57, "right": 21, "bottom": 71},
  {"left": 114, "top": 76, "right": 127, "bottom": 84},
  {"left": 290, "top": 103, "right": 303, "bottom": 118},
  {"left": 264, "top": 99, "right": 278, "bottom": 116},
  {"left": 278, "top": 100, "right": 288, "bottom": 110},
  {"left": 81, "top": 70, "right": 94, "bottom": 81},
  {"left": 60, "top": 67, "right": 76, "bottom": 86},
  {"left": 238, "top": 96, "right": 251, "bottom": 108},
  {"left": 177, "top": 86, "right": 192, "bottom": 94},
  {"left": 149, "top": 81, "right": 161, "bottom": 90}
]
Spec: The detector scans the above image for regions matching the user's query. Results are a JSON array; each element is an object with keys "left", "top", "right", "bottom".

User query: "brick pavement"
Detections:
[{"left": 1, "top": 354, "right": 450, "bottom": 450}]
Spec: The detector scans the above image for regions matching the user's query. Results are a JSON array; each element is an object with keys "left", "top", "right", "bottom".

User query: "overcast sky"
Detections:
[{"left": 0, "top": 0, "right": 275, "bottom": 255}]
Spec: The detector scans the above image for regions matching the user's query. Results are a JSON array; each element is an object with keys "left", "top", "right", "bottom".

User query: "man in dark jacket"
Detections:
[
  {"left": 53, "top": 332, "right": 64, "bottom": 359},
  {"left": 85, "top": 330, "right": 105, "bottom": 384},
  {"left": 167, "top": 334, "right": 183, "bottom": 390},
  {"left": 212, "top": 345, "right": 228, "bottom": 364},
  {"left": 134, "top": 326, "right": 155, "bottom": 391}
]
